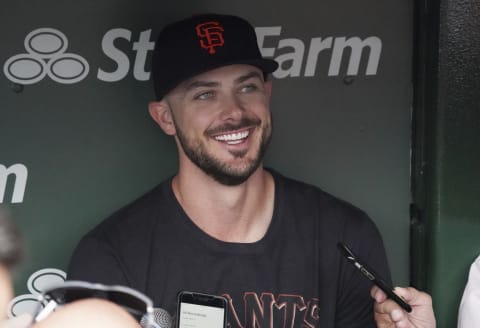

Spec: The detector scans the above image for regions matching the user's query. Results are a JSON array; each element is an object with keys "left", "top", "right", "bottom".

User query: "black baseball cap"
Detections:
[{"left": 151, "top": 14, "right": 279, "bottom": 100}]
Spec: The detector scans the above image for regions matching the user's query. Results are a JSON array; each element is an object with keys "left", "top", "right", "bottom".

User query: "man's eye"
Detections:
[
  {"left": 240, "top": 84, "right": 258, "bottom": 93},
  {"left": 194, "top": 91, "right": 214, "bottom": 100}
]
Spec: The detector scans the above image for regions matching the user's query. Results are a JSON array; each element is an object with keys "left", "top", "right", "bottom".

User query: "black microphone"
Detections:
[{"left": 140, "top": 307, "right": 173, "bottom": 328}]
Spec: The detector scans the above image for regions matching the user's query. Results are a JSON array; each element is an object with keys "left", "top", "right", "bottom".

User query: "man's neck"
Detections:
[{"left": 171, "top": 166, "right": 275, "bottom": 243}]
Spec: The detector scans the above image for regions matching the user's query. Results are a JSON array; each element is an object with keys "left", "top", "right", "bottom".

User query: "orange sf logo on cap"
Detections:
[{"left": 196, "top": 21, "right": 224, "bottom": 54}]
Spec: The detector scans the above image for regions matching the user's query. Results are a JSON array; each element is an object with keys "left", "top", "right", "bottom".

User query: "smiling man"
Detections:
[
  {"left": 151, "top": 65, "right": 272, "bottom": 188},
  {"left": 68, "top": 14, "right": 391, "bottom": 327}
]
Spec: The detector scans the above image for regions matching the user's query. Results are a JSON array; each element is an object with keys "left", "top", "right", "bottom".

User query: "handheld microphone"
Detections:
[{"left": 141, "top": 307, "right": 173, "bottom": 328}]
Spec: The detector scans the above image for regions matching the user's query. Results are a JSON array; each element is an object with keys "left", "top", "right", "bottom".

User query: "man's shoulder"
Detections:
[
  {"left": 270, "top": 169, "right": 376, "bottom": 235},
  {"left": 271, "top": 169, "right": 365, "bottom": 214},
  {"left": 86, "top": 179, "right": 173, "bottom": 240}
]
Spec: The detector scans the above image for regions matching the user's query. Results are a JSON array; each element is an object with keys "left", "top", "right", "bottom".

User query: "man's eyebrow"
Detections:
[
  {"left": 182, "top": 80, "right": 220, "bottom": 92},
  {"left": 180, "top": 70, "right": 263, "bottom": 93},
  {"left": 235, "top": 71, "right": 264, "bottom": 84}
]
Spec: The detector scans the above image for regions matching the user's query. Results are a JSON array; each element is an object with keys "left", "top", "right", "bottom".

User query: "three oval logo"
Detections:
[
  {"left": 3, "top": 28, "right": 89, "bottom": 85},
  {"left": 8, "top": 268, "right": 66, "bottom": 318}
]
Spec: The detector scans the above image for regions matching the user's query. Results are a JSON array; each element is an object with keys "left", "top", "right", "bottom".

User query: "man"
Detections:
[{"left": 68, "top": 14, "right": 391, "bottom": 327}]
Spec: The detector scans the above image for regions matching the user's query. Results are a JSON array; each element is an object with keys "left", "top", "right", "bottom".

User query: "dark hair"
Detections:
[{"left": 0, "top": 208, "right": 23, "bottom": 270}]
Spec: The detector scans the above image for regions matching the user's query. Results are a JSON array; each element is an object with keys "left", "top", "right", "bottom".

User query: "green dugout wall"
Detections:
[{"left": 412, "top": 0, "right": 480, "bottom": 326}]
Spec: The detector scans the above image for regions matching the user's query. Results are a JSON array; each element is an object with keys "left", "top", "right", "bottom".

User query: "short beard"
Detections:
[{"left": 174, "top": 118, "right": 272, "bottom": 186}]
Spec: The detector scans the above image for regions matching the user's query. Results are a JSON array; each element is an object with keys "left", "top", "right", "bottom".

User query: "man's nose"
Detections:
[{"left": 219, "top": 94, "right": 245, "bottom": 120}]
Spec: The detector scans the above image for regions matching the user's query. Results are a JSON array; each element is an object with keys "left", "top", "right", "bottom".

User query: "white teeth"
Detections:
[{"left": 214, "top": 131, "right": 249, "bottom": 142}]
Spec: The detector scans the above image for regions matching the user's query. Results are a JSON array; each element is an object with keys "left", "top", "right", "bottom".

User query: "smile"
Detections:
[{"left": 214, "top": 130, "right": 250, "bottom": 145}]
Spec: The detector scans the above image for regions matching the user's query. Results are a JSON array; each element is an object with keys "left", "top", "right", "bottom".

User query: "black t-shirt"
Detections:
[{"left": 68, "top": 170, "right": 391, "bottom": 327}]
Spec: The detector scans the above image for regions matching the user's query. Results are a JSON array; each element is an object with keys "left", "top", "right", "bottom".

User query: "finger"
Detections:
[
  {"left": 371, "top": 285, "right": 388, "bottom": 302},
  {"left": 374, "top": 308, "right": 407, "bottom": 327},
  {"left": 374, "top": 297, "right": 407, "bottom": 318},
  {"left": 393, "top": 287, "right": 433, "bottom": 306},
  {"left": 374, "top": 312, "right": 396, "bottom": 327},
  {"left": 391, "top": 287, "right": 411, "bottom": 301},
  {"left": 375, "top": 302, "right": 409, "bottom": 328}
]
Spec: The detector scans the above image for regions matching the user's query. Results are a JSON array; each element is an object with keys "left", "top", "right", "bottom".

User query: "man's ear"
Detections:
[{"left": 148, "top": 100, "right": 176, "bottom": 135}]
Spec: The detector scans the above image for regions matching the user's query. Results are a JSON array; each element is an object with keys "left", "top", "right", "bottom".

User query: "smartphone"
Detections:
[
  {"left": 337, "top": 242, "right": 412, "bottom": 313},
  {"left": 176, "top": 291, "right": 227, "bottom": 328}
]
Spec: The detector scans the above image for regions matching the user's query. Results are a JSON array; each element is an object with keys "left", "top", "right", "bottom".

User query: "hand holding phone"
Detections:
[
  {"left": 337, "top": 242, "right": 412, "bottom": 313},
  {"left": 176, "top": 291, "right": 227, "bottom": 328}
]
